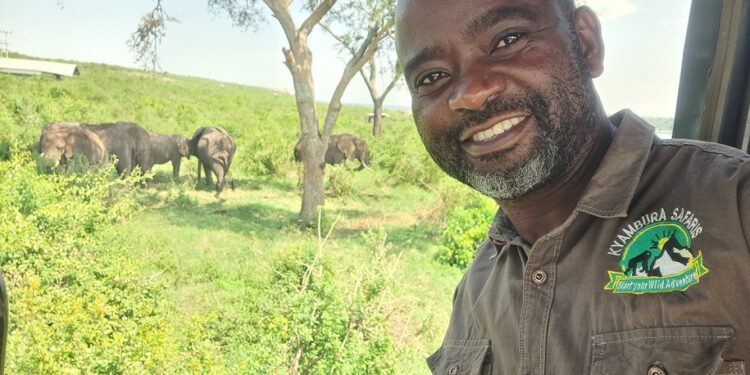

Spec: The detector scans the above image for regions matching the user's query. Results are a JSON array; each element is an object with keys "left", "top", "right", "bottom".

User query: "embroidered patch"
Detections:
[{"left": 604, "top": 219, "right": 708, "bottom": 294}]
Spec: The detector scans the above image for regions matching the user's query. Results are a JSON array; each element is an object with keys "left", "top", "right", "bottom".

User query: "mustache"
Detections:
[{"left": 448, "top": 93, "right": 551, "bottom": 139}]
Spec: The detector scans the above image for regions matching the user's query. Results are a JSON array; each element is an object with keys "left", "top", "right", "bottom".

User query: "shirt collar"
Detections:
[
  {"left": 488, "top": 109, "right": 656, "bottom": 249},
  {"left": 576, "top": 109, "right": 655, "bottom": 218}
]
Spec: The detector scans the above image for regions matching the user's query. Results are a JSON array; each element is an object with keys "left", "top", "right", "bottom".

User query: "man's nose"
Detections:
[{"left": 448, "top": 68, "right": 507, "bottom": 111}]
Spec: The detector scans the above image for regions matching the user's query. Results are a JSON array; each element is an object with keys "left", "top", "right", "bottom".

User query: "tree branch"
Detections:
[
  {"left": 263, "top": 0, "right": 297, "bottom": 47},
  {"left": 322, "top": 21, "right": 390, "bottom": 136},
  {"left": 358, "top": 68, "right": 379, "bottom": 101},
  {"left": 319, "top": 22, "right": 357, "bottom": 55},
  {"left": 300, "top": 0, "right": 337, "bottom": 36},
  {"left": 380, "top": 66, "right": 402, "bottom": 99},
  {"left": 128, "top": 0, "right": 179, "bottom": 72}
]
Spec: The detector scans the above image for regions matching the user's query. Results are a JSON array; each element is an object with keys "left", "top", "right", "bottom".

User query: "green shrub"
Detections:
[
  {"left": 437, "top": 197, "right": 497, "bottom": 269},
  {"left": 325, "top": 164, "right": 359, "bottom": 198},
  {"left": 0, "top": 150, "right": 229, "bottom": 373},
  {"left": 210, "top": 242, "right": 397, "bottom": 374},
  {"left": 371, "top": 131, "right": 444, "bottom": 186}
]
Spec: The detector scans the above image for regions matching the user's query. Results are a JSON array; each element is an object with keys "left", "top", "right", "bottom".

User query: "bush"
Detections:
[
  {"left": 437, "top": 197, "right": 497, "bottom": 269},
  {"left": 371, "top": 131, "right": 444, "bottom": 187},
  {"left": 209, "top": 242, "right": 398, "bottom": 374},
  {"left": 325, "top": 164, "right": 359, "bottom": 198},
  {"left": 0, "top": 149, "right": 227, "bottom": 373}
]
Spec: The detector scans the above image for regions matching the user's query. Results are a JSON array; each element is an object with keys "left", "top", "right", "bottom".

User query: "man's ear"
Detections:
[{"left": 573, "top": 6, "right": 605, "bottom": 78}]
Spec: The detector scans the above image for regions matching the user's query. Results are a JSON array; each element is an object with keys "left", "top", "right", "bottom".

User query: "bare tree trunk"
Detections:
[
  {"left": 372, "top": 99, "right": 384, "bottom": 137},
  {"left": 299, "top": 136, "right": 325, "bottom": 226},
  {"left": 283, "top": 41, "right": 327, "bottom": 227}
]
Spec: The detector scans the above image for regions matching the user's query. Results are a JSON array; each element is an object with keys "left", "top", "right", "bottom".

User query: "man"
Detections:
[{"left": 396, "top": 0, "right": 750, "bottom": 373}]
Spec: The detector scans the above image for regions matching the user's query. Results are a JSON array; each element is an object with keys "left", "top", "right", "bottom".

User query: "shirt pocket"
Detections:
[
  {"left": 590, "top": 326, "right": 735, "bottom": 375},
  {"left": 427, "top": 339, "right": 492, "bottom": 375}
]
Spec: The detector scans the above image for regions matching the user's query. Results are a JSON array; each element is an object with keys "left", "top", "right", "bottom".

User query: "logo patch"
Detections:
[{"left": 604, "top": 217, "right": 708, "bottom": 294}]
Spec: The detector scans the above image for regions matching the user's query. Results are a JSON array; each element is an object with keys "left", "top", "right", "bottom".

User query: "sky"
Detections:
[{"left": 0, "top": 0, "right": 692, "bottom": 117}]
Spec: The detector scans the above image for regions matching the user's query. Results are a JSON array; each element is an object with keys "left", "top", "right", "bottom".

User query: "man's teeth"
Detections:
[{"left": 472, "top": 116, "right": 524, "bottom": 142}]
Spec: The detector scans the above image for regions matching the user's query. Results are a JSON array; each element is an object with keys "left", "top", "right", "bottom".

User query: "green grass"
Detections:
[{"left": 0, "top": 54, "right": 482, "bottom": 373}]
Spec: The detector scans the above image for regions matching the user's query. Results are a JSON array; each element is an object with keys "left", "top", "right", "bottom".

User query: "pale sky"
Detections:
[{"left": 0, "top": 0, "right": 692, "bottom": 117}]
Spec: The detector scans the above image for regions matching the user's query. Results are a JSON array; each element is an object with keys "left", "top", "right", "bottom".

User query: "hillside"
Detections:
[{"left": 0, "top": 57, "right": 491, "bottom": 373}]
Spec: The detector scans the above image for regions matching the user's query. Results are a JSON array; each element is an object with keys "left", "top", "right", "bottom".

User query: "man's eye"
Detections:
[
  {"left": 416, "top": 71, "right": 450, "bottom": 88},
  {"left": 494, "top": 32, "right": 525, "bottom": 49}
]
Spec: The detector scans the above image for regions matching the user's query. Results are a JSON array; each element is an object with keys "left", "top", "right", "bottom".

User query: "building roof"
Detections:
[{"left": 0, "top": 57, "right": 79, "bottom": 77}]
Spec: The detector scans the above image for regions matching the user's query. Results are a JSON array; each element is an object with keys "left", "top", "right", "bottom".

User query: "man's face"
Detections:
[{"left": 396, "top": 0, "right": 601, "bottom": 200}]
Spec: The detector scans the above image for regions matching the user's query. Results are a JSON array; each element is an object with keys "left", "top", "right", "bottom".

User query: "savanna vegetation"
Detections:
[{"left": 0, "top": 54, "right": 498, "bottom": 373}]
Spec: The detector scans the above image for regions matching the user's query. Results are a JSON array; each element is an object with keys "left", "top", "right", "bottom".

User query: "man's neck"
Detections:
[{"left": 499, "top": 118, "right": 615, "bottom": 245}]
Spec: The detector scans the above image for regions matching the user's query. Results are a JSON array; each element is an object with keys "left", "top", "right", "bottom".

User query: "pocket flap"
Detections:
[
  {"left": 427, "top": 339, "right": 491, "bottom": 375},
  {"left": 591, "top": 326, "right": 734, "bottom": 375}
]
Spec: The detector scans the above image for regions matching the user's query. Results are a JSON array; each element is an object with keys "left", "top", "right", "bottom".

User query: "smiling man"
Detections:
[{"left": 396, "top": 0, "right": 750, "bottom": 373}]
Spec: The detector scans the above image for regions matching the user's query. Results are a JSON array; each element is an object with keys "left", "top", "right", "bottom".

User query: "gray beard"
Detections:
[{"left": 463, "top": 140, "right": 561, "bottom": 200}]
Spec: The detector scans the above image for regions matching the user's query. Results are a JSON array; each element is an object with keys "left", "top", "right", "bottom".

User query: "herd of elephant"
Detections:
[
  {"left": 37, "top": 121, "right": 372, "bottom": 192},
  {"left": 37, "top": 121, "right": 237, "bottom": 192}
]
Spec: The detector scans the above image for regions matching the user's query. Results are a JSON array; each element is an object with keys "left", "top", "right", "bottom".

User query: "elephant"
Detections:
[
  {"left": 294, "top": 133, "right": 370, "bottom": 170},
  {"left": 37, "top": 122, "right": 107, "bottom": 167},
  {"left": 81, "top": 122, "right": 151, "bottom": 177},
  {"left": 147, "top": 132, "right": 190, "bottom": 178},
  {"left": 189, "top": 126, "right": 236, "bottom": 192}
]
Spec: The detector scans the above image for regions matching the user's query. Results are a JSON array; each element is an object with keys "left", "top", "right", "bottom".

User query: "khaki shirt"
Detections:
[{"left": 428, "top": 110, "right": 750, "bottom": 375}]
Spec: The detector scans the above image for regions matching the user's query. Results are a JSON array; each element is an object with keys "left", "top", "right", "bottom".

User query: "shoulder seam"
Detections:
[{"left": 657, "top": 139, "right": 749, "bottom": 161}]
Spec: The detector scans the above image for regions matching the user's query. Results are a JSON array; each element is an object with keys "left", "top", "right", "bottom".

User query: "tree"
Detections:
[
  {"left": 207, "top": 0, "right": 394, "bottom": 226},
  {"left": 321, "top": 11, "right": 401, "bottom": 138},
  {"left": 127, "top": 0, "right": 179, "bottom": 72},
  {"left": 129, "top": 0, "right": 394, "bottom": 226},
  {"left": 361, "top": 41, "right": 401, "bottom": 138}
]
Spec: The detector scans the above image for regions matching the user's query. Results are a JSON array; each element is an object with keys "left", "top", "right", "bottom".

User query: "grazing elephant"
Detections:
[
  {"left": 147, "top": 132, "right": 190, "bottom": 178},
  {"left": 0, "top": 268, "right": 7, "bottom": 375},
  {"left": 81, "top": 122, "right": 151, "bottom": 177},
  {"left": 190, "top": 126, "right": 236, "bottom": 192},
  {"left": 294, "top": 133, "right": 370, "bottom": 170},
  {"left": 37, "top": 122, "right": 107, "bottom": 167}
]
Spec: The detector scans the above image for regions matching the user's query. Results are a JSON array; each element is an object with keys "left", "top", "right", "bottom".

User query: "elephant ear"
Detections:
[
  {"left": 178, "top": 137, "right": 190, "bottom": 157},
  {"left": 75, "top": 128, "right": 105, "bottom": 163},
  {"left": 189, "top": 127, "right": 209, "bottom": 155},
  {"left": 63, "top": 132, "right": 78, "bottom": 159},
  {"left": 190, "top": 127, "right": 208, "bottom": 142},
  {"left": 355, "top": 139, "right": 370, "bottom": 163},
  {"left": 336, "top": 137, "right": 356, "bottom": 159}
]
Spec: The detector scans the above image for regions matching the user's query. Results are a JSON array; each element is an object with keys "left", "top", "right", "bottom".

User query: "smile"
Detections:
[{"left": 471, "top": 116, "right": 526, "bottom": 142}]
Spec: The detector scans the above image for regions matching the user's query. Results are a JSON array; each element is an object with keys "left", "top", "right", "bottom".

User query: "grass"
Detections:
[{"left": 0, "top": 54, "right": 477, "bottom": 373}]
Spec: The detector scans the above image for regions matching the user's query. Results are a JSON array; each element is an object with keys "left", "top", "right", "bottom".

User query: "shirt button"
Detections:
[
  {"left": 532, "top": 269, "right": 547, "bottom": 285},
  {"left": 448, "top": 364, "right": 459, "bottom": 375},
  {"left": 647, "top": 364, "right": 667, "bottom": 375}
]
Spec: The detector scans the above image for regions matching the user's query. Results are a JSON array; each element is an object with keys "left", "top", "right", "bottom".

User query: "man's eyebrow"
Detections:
[
  {"left": 464, "top": 5, "right": 538, "bottom": 36},
  {"left": 403, "top": 46, "right": 445, "bottom": 79}
]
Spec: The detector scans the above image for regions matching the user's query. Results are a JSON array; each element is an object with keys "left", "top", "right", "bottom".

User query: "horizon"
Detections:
[{"left": 0, "top": 0, "right": 691, "bottom": 117}]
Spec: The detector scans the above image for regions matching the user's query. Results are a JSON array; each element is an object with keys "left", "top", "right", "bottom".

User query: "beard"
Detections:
[{"left": 417, "top": 69, "right": 599, "bottom": 200}]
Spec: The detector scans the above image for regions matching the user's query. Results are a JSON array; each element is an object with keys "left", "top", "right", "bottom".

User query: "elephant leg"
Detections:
[
  {"left": 172, "top": 158, "right": 181, "bottom": 178},
  {"left": 118, "top": 153, "right": 132, "bottom": 177},
  {"left": 196, "top": 159, "right": 202, "bottom": 186},
  {"left": 212, "top": 162, "right": 225, "bottom": 192},
  {"left": 203, "top": 162, "right": 213, "bottom": 185}
]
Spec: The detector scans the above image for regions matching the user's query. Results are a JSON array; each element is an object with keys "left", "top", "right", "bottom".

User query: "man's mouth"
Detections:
[
  {"left": 469, "top": 115, "right": 526, "bottom": 142},
  {"left": 459, "top": 114, "right": 532, "bottom": 157}
]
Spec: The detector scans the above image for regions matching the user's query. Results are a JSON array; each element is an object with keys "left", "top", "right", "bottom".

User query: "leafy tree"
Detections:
[
  {"left": 128, "top": 0, "right": 395, "bottom": 225},
  {"left": 127, "top": 0, "right": 179, "bottom": 72},
  {"left": 205, "top": 0, "right": 395, "bottom": 226},
  {"left": 321, "top": 6, "right": 401, "bottom": 138}
]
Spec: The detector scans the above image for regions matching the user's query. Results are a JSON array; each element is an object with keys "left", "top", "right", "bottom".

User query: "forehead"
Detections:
[{"left": 396, "top": 0, "right": 561, "bottom": 61}]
